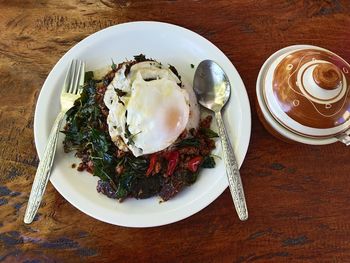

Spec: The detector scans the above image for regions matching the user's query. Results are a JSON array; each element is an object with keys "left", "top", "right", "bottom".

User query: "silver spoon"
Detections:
[{"left": 193, "top": 60, "right": 248, "bottom": 221}]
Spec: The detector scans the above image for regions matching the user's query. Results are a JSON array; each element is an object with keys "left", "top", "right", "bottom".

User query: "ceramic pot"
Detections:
[{"left": 256, "top": 45, "right": 350, "bottom": 145}]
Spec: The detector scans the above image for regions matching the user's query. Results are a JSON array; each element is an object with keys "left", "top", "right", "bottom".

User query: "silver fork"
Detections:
[{"left": 24, "top": 60, "right": 85, "bottom": 224}]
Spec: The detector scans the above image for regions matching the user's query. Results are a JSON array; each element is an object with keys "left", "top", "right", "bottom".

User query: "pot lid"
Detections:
[{"left": 262, "top": 45, "right": 350, "bottom": 138}]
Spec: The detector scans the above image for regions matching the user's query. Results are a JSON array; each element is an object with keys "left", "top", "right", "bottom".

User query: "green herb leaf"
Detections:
[
  {"left": 201, "top": 156, "right": 216, "bottom": 168},
  {"left": 113, "top": 87, "right": 126, "bottom": 106},
  {"left": 168, "top": 64, "right": 181, "bottom": 81},
  {"left": 115, "top": 171, "right": 135, "bottom": 199},
  {"left": 176, "top": 170, "right": 198, "bottom": 185},
  {"left": 134, "top": 54, "right": 147, "bottom": 62},
  {"left": 115, "top": 88, "right": 127, "bottom": 97},
  {"left": 124, "top": 118, "right": 142, "bottom": 146},
  {"left": 200, "top": 127, "right": 219, "bottom": 138},
  {"left": 126, "top": 156, "right": 148, "bottom": 172},
  {"left": 93, "top": 158, "right": 114, "bottom": 182},
  {"left": 111, "top": 59, "right": 117, "bottom": 71},
  {"left": 176, "top": 138, "right": 200, "bottom": 147},
  {"left": 84, "top": 71, "right": 94, "bottom": 82},
  {"left": 124, "top": 123, "right": 133, "bottom": 145},
  {"left": 124, "top": 63, "right": 132, "bottom": 77},
  {"left": 90, "top": 128, "right": 110, "bottom": 155}
]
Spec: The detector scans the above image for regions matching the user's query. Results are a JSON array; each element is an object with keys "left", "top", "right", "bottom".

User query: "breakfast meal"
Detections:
[{"left": 62, "top": 55, "right": 218, "bottom": 202}]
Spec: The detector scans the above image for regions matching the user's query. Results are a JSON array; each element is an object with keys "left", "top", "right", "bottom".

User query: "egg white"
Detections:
[{"left": 103, "top": 61, "right": 199, "bottom": 156}]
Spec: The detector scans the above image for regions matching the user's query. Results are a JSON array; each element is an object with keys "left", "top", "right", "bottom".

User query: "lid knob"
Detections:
[{"left": 312, "top": 63, "right": 342, "bottom": 90}]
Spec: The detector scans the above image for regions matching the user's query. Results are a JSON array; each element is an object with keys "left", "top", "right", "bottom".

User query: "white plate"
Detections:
[{"left": 34, "top": 21, "right": 251, "bottom": 227}]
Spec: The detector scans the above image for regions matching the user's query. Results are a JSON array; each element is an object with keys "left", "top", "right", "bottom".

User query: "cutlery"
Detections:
[
  {"left": 193, "top": 60, "right": 248, "bottom": 221},
  {"left": 24, "top": 60, "right": 85, "bottom": 224}
]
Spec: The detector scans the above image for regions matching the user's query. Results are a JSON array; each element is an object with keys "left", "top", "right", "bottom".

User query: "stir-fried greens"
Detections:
[{"left": 63, "top": 56, "right": 217, "bottom": 201}]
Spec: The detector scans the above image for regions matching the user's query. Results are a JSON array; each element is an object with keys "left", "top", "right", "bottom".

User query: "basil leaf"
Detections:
[
  {"left": 200, "top": 128, "right": 219, "bottom": 138},
  {"left": 201, "top": 156, "right": 215, "bottom": 168},
  {"left": 90, "top": 128, "right": 110, "bottom": 155},
  {"left": 115, "top": 171, "right": 135, "bottom": 199},
  {"left": 134, "top": 54, "right": 147, "bottom": 62},
  {"left": 84, "top": 71, "right": 94, "bottom": 82},
  {"left": 111, "top": 59, "right": 117, "bottom": 71},
  {"left": 176, "top": 138, "right": 200, "bottom": 147},
  {"left": 168, "top": 64, "right": 181, "bottom": 81}
]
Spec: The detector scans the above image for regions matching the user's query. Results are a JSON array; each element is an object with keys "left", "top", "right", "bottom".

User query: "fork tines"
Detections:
[{"left": 64, "top": 59, "right": 85, "bottom": 94}]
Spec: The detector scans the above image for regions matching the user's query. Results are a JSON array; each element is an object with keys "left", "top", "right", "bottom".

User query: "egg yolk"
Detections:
[{"left": 165, "top": 107, "right": 182, "bottom": 132}]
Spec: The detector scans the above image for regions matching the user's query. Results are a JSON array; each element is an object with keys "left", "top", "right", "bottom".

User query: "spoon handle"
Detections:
[{"left": 215, "top": 111, "right": 248, "bottom": 221}]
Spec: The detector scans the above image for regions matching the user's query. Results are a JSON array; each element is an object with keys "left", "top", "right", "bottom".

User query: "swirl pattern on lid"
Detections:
[{"left": 272, "top": 49, "right": 350, "bottom": 129}]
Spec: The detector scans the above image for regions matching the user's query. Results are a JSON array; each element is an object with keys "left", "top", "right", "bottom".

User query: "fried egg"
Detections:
[{"left": 104, "top": 61, "right": 199, "bottom": 156}]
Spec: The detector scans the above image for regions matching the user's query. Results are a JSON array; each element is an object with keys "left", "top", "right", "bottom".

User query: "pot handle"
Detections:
[{"left": 337, "top": 130, "right": 350, "bottom": 146}]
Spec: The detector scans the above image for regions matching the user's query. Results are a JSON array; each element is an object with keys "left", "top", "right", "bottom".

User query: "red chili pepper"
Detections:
[
  {"left": 146, "top": 154, "right": 158, "bottom": 176},
  {"left": 187, "top": 156, "right": 203, "bottom": 173},
  {"left": 164, "top": 151, "right": 180, "bottom": 177}
]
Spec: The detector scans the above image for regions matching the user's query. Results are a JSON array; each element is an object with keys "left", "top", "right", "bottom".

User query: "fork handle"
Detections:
[
  {"left": 215, "top": 111, "right": 248, "bottom": 221},
  {"left": 24, "top": 110, "right": 66, "bottom": 224}
]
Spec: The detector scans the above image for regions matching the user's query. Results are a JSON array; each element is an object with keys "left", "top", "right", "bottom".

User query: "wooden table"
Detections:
[{"left": 1, "top": 1, "right": 350, "bottom": 262}]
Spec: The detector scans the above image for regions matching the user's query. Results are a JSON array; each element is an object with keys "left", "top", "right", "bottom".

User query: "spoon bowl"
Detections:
[{"left": 194, "top": 60, "right": 231, "bottom": 112}]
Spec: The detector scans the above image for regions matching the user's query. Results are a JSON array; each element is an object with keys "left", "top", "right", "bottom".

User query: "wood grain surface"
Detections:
[{"left": 1, "top": 0, "right": 350, "bottom": 262}]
